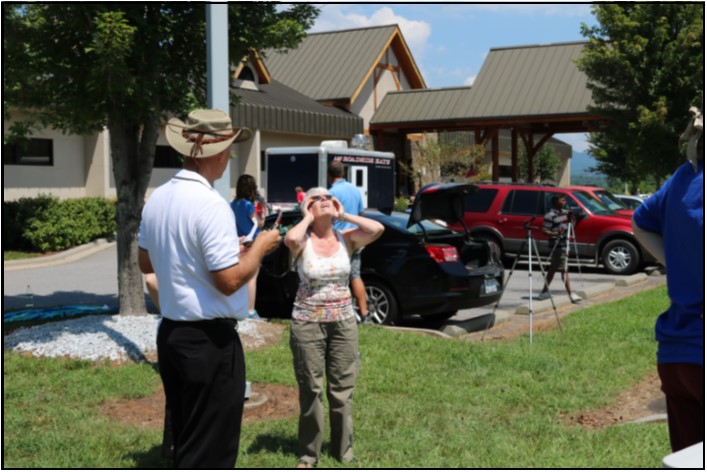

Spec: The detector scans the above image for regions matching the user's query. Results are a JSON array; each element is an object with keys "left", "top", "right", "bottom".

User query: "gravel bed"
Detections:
[{"left": 3, "top": 315, "right": 268, "bottom": 362}]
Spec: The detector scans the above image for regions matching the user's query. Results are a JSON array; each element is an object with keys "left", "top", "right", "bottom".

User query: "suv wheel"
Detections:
[{"left": 601, "top": 239, "right": 640, "bottom": 275}]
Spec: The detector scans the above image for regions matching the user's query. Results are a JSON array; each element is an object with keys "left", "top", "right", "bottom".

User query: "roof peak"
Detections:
[
  {"left": 306, "top": 24, "right": 398, "bottom": 36},
  {"left": 490, "top": 40, "right": 589, "bottom": 52}
]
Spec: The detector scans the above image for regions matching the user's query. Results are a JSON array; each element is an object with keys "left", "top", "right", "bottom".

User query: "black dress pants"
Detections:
[{"left": 157, "top": 318, "right": 245, "bottom": 468}]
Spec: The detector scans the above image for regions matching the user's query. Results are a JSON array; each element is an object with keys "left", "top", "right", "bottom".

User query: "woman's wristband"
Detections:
[{"left": 339, "top": 211, "right": 347, "bottom": 221}]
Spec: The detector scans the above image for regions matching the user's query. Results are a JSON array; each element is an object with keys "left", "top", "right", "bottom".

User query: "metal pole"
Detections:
[
  {"left": 206, "top": 4, "right": 250, "bottom": 398},
  {"left": 206, "top": 3, "right": 231, "bottom": 201},
  {"left": 528, "top": 229, "right": 533, "bottom": 344}
]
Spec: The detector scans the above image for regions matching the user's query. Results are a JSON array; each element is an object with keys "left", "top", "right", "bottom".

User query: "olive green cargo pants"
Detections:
[{"left": 290, "top": 317, "right": 359, "bottom": 465}]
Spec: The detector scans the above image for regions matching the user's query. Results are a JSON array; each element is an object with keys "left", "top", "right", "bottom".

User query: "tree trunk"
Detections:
[{"left": 109, "top": 119, "right": 158, "bottom": 315}]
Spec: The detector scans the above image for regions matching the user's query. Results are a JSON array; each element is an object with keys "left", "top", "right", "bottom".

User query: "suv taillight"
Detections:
[{"left": 425, "top": 245, "right": 459, "bottom": 263}]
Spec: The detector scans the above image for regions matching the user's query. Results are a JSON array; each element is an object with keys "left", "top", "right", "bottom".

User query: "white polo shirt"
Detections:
[{"left": 139, "top": 169, "right": 247, "bottom": 321}]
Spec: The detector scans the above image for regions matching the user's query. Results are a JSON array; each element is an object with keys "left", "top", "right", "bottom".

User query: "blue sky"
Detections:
[{"left": 306, "top": 3, "right": 599, "bottom": 152}]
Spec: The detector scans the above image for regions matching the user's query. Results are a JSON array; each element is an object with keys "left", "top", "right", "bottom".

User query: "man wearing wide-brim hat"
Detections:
[{"left": 138, "top": 109, "right": 280, "bottom": 468}]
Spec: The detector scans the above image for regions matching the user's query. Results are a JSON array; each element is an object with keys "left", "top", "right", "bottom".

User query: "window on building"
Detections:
[
  {"left": 499, "top": 165, "right": 513, "bottom": 179},
  {"left": 3, "top": 138, "right": 54, "bottom": 166},
  {"left": 154, "top": 145, "right": 183, "bottom": 168}
]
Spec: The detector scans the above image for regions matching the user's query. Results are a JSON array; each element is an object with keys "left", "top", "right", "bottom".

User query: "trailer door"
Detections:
[{"left": 349, "top": 165, "right": 368, "bottom": 208}]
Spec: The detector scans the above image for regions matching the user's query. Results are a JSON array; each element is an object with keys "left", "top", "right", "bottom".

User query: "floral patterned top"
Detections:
[{"left": 292, "top": 231, "right": 354, "bottom": 322}]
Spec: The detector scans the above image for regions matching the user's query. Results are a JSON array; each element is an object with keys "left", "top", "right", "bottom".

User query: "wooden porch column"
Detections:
[
  {"left": 492, "top": 131, "right": 500, "bottom": 181},
  {"left": 511, "top": 128, "right": 518, "bottom": 182}
]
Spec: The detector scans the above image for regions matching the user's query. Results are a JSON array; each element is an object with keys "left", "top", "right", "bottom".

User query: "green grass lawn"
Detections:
[
  {"left": 3, "top": 286, "right": 670, "bottom": 468},
  {"left": 3, "top": 251, "right": 45, "bottom": 261}
]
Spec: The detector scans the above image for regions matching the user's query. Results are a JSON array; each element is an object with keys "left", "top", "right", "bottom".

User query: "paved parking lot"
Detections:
[{"left": 4, "top": 241, "right": 663, "bottom": 332}]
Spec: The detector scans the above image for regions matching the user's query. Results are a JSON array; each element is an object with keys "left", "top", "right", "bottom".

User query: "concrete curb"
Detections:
[
  {"left": 4, "top": 238, "right": 115, "bottom": 271},
  {"left": 382, "top": 325, "right": 453, "bottom": 339},
  {"left": 615, "top": 273, "right": 648, "bottom": 286},
  {"left": 514, "top": 296, "right": 574, "bottom": 315},
  {"left": 576, "top": 282, "right": 615, "bottom": 300},
  {"left": 630, "top": 413, "right": 667, "bottom": 424},
  {"left": 440, "top": 310, "right": 512, "bottom": 337}
]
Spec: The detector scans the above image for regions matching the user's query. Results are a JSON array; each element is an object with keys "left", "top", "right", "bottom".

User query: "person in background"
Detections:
[
  {"left": 537, "top": 194, "right": 582, "bottom": 303},
  {"left": 255, "top": 187, "right": 268, "bottom": 219},
  {"left": 139, "top": 109, "right": 280, "bottom": 468},
  {"left": 327, "top": 161, "right": 371, "bottom": 323},
  {"left": 284, "top": 187, "right": 384, "bottom": 468},
  {"left": 632, "top": 104, "right": 704, "bottom": 453},
  {"left": 231, "top": 174, "right": 265, "bottom": 320},
  {"left": 296, "top": 186, "right": 306, "bottom": 205}
]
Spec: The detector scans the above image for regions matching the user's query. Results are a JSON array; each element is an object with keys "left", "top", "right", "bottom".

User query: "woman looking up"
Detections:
[{"left": 284, "top": 187, "right": 383, "bottom": 468}]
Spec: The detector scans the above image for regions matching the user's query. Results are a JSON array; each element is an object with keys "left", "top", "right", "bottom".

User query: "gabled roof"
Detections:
[
  {"left": 462, "top": 41, "right": 594, "bottom": 119},
  {"left": 231, "top": 80, "right": 362, "bottom": 137},
  {"left": 371, "top": 41, "right": 599, "bottom": 132},
  {"left": 264, "top": 24, "right": 426, "bottom": 105}
]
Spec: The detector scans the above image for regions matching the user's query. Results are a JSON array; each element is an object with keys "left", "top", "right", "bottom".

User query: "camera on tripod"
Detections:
[{"left": 523, "top": 216, "right": 540, "bottom": 230}]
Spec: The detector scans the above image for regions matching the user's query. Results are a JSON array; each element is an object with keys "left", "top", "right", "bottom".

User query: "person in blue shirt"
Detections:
[
  {"left": 328, "top": 161, "right": 371, "bottom": 323},
  {"left": 231, "top": 174, "right": 265, "bottom": 320},
  {"left": 632, "top": 104, "right": 704, "bottom": 453}
]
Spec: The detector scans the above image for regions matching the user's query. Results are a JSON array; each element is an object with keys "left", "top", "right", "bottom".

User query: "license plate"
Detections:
[{"left": 484, "top": 278, "right": 498, "bottom": 294}]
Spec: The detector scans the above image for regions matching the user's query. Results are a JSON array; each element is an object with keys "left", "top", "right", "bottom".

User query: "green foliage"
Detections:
[
  {"left": 519, "top": 145, "right": 561, "bottom": 183},
  {"left": 2, "top": 195, "right": 57, "bottom": 251},
  {"left": 4, "top": 287, "right": 669, "bottom": 468},
  {"left": 407, "top": 132, "right": 487, "bottom": 188},
  {"left": 578, "top": 4, "right": 704, "bottom": 190},
  {"left": 3, "top": 3, "right": 320, "bottom": 313},
  {"left": 3, "top": 196, "right": 116, "bottom": 252},
  {"left": 394, "top": 197, "right": 410, "bottom": 212}
]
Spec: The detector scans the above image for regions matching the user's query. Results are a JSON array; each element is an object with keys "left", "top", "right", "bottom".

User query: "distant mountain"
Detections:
[
  {"left": 571, "top": 151, "right": 599, "bottom": 175},
  {"left": 570, "top": 151, "right": 608, "bottom": 187}
]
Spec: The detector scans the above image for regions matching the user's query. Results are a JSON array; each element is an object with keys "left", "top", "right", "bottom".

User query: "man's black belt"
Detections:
[{"left": 162, "top": 318, "right": 238, "bottom": 328}]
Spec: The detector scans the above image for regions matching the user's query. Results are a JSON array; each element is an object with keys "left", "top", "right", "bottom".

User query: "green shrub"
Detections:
[
  {"left": 394, "top": 196, "right": 409, "bottom": 212},
  {"left": 3, "top": 196, "right": 116, "bottom": 252},
  {"left": 2, "top": 195, "right": 57, "bottom": 251}
]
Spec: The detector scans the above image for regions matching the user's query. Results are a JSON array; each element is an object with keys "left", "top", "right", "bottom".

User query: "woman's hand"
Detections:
[
  {"left": 332, "top": 196, "right": 346, "bottom": 220},
  {"left": 302, "top": 197, "right": 314, "bottom": 219}
]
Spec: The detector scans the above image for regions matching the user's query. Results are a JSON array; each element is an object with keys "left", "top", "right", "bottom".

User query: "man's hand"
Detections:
[{"left": 253, "top": 228, "right": 281, "bottom": 256}]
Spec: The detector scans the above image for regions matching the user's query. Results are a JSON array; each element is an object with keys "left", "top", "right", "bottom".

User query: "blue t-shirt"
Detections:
[
  {"left": 230, "top": 198, "right": 258, "bottom": 239},
  {"left": 329, "top": 179, "right": 364, "bottom": 231},
  {"left": 633, "top": 161, "right": 704, "bottom": 365}
]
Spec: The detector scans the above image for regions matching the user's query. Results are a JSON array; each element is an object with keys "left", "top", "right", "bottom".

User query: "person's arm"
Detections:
[
  {"left": 285, "top": 203, "right": 314, "bottom": 258},
  {"left": 632, "top": 218, "right": 666, "bottom": 266},
  {"left": 334, "top": 201, "right": 384, "bottom": 251},
  {"left": 254, "top": 209, "right": 265, "bottom": 228},
  {"left": 211, "top": 228, "right": 281, "bottom": 295},
  {"left": 138, "top": 248, "right": 154, "bottom": 274},
  {"left": 144, "top": 273, "right": 161, "bottom": 312}
]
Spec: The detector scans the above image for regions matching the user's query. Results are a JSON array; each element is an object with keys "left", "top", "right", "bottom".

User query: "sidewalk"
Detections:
[{"left": 4, "top": 238, "right": 116, "bottom": 272}]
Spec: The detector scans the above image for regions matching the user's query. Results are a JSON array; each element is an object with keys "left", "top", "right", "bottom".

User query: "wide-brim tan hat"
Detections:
[{"left": 166, "top": 109, "right": 253, "bottom": 159}]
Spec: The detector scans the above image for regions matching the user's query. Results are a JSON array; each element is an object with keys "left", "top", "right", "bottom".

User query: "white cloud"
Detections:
[
  {"left": 312, "top": 5, "right": 432, "bottom": 58},
  {"left": 464, "top": 76, "right": 476, "bottom": 86},
  {"left": 443, "top": 4, "right": 592, "bottom": 17},
  {"left": 557, "top": 132, "right": 589, "bottom": 152}
]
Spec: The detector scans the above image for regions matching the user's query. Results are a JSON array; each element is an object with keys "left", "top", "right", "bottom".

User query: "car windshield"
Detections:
[
  {"left": 373, "top": 211, "right": 456, "bottom": 235},
  {"left": 594, "top": 190, "right": 628, "bottom": 211},
  {"left": 571, "top": 191, "right": 614, "bottom": 215}
]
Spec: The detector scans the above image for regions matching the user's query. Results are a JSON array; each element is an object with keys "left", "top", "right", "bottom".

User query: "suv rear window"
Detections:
[
  {"left": 501, "top": 190, "right": 543, "bottom": 215},
  {"left": 464, "top": 188, "right": 497, "bottom": 213}
]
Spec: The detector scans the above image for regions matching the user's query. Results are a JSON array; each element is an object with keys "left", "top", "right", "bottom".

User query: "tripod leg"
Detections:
[
  {"left": 482, "top": 239, "right": 528, "bottom": 339},
  {"left": 531, "top": 237, "right": 563, "bottom": 332}
]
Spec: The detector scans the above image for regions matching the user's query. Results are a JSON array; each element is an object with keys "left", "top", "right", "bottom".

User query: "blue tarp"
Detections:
[{"left": 3, "top": 305, "right": 117, "bottom": 323}]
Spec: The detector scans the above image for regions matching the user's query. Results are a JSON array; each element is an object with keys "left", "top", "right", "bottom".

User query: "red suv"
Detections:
[
  {"left": 565, "top": 185, "right": 633, "bottom": 216},
  {"left": 459, "top": 183, "right": 653, "bottom": 275}
]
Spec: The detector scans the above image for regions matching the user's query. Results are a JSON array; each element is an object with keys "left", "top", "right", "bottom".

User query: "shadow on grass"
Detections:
[
  {"left": 126, "top": 444, "right": 172, "bottom": 469},
  {"left": 247, "top": 433, "right": 299, "bottom": 457}
]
